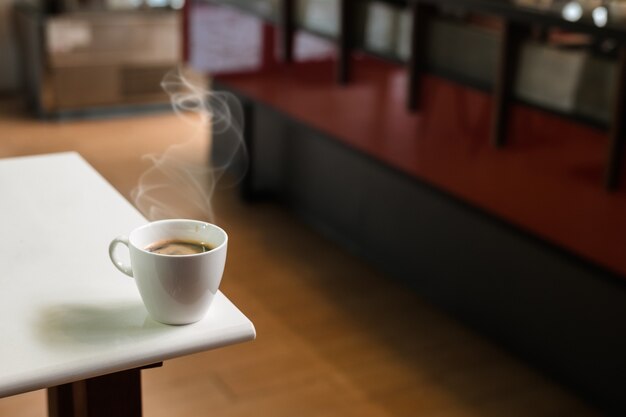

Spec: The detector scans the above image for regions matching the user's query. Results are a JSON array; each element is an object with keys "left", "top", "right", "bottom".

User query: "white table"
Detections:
[{"left": 0, "top": 152, "right": 255, "bottom": 416}]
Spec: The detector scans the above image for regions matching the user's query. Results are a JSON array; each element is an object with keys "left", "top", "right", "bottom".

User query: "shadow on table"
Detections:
[{"left": 36, "top": 302, "right": 167, "bottom": 346}]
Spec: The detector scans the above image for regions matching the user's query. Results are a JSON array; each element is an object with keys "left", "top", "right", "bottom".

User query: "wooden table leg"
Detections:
[
  {"left": 181, "top": 0, "right": 190, "bottom": 63},
  {"left": 491, "top": 20, "right": 527, "bottom": 148},
  {"left": 605, "top": 46, "right": 626, "bottom": 190},
  {"left": 47, "top": 364, "right": 161, "bottom": 417}
]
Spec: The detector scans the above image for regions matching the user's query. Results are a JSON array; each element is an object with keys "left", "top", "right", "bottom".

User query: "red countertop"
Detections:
[
  {"left": 215, "top": 54, "right": 626, "bottom": 278},
  {"left": 190, "top": 2, "right": 626, "bottom": 278}
]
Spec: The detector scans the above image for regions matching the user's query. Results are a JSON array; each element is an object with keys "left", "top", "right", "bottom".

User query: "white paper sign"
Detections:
[{"left": 46, "top": 20, "right": 93, "bottom": 53}]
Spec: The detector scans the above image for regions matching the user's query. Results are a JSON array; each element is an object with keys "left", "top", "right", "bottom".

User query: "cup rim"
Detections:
[{"left": 129, "top": 219, "right": 228, "bottom": 257}]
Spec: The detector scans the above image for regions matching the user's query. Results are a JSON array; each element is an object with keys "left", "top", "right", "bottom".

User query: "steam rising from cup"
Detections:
[{"left": 131, "top": 69, "right": 247, "bottom": 222}]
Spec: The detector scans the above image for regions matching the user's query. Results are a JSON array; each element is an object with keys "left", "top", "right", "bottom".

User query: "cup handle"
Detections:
[{"left": 109, "top": 236, "right": 133, "bottom": 278}]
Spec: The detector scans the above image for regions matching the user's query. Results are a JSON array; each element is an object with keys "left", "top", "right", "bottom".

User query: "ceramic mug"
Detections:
[{"left": 108, "top": 219, "right": 228, "bottom": 325}]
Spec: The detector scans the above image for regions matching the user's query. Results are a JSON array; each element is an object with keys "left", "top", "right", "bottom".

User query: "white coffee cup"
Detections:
[{"left": 108, "top": 219, "right": 228, "bottom": 325}]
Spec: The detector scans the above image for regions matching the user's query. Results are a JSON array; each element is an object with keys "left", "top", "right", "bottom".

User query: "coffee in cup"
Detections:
[{"left": 145, "top": 239, "right": 214, "bottom": 255}]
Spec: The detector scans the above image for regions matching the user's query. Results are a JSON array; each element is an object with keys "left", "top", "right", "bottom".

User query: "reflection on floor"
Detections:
[{"left": 0, "top": 101, "right": 601, "bottom": 416}]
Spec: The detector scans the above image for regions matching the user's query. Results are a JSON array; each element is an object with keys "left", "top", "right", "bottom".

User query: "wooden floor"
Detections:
[{"left": 0, "top": 100, "right": 603, "bottom": 417}]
